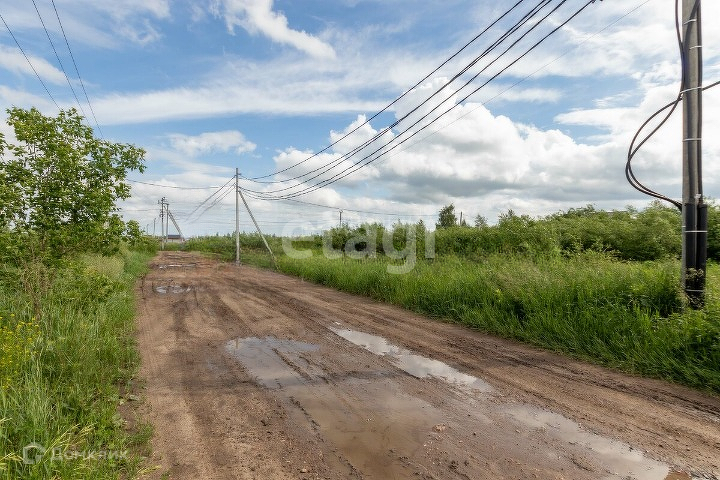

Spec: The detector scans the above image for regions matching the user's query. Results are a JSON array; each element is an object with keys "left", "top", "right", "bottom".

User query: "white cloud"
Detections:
[
  {"left": 211, "top": 0, "right": 336, "bottom": 59},
  {"left": 169, "top": 130, "right": 256, "bottom": 157},
  {"left": 0, "top": 45, "right": 67, "bottom": 85}
]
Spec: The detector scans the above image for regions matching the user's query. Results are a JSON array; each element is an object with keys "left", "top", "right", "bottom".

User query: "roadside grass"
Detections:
[
  {"left": 0, "top": 248, "right": 154, "bottom": 479},
  {"left": 188, "top": 233, "right": 720, "bottom": 393}
]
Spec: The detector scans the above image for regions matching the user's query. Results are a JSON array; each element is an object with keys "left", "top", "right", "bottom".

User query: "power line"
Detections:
[
  {"left": 0, "top": 12, "right": 61, "bottom": 110},
  {"left": 30, "top": 0, "right": 88, "bottom": 120},
  {"left": 184, "top": 176, "right": 236, "bottom": 222},
  {"left": 50, "top": 0, "right": 104, "bottom": 137},
  {"left": 243, "top": 0, "right": 554, "bottom": 189},
  {"left": 244, "top": 0, "right": 532, "bottom": 182},
  {"left": 254, "top": 0, "right": 600, "bottom": 200},
  {"left": 127, "top": 179, "right": 228, "bottom": 189},
  {"left": 241, "top": 189, "right": 437, "bottom": 217}
]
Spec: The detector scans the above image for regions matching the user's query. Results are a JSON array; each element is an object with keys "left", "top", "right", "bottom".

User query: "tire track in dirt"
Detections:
[{"left": 133, "top": 252, "right": 720, "bottom": 479}]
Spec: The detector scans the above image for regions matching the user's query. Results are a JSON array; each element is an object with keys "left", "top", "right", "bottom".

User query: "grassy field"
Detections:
[{"left": 0, "top": 248, "right": 154, "bottom": 479}]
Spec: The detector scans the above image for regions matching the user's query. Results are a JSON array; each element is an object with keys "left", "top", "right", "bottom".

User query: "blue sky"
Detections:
[{"left": 1, "top": 0, "right": 719, "bottom": 236}]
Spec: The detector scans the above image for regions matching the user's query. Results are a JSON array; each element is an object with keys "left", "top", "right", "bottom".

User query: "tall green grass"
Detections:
[
  {"left": 260, "top": 250, "right": 718, "bottom": 392},
  {"left": 0, "top": 248, "right": 154, "bottom": 479}
]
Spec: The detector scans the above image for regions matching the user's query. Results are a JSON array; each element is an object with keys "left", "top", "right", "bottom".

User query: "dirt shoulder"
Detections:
[{"left": 132, "top": 251, "right": 720, "bottom": 479}]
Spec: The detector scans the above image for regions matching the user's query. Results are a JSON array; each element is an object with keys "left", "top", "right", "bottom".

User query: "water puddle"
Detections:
[
  {"left": 225, "top": 333, "right": 702, "bottom": 480},
  {"left": 330, "top": 327, "right": 493, "bottom": 393},
  {"left": 225, "top": 337, "right": 319, "bottom": 389},
  {"left": 506, "top": 405, "right": 678, "bottom": 480},
  {"left": 225, "top": 336, "right": 446, "bottom": 478},
  {"left": 154, "top": 284, "right": 192, "bottom": 294},
  {"left": 158, "top": 263, "right": 196, "bottom": 269}
]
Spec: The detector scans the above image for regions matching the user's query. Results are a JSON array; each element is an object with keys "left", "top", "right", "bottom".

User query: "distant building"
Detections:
[{"left": 166, "top": 234, "right": 184, "bottom": 243}]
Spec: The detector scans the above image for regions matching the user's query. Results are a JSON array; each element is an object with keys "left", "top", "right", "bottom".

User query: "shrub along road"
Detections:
[{"left": 133, "top": 251, "right": 719, "bottom": 479}]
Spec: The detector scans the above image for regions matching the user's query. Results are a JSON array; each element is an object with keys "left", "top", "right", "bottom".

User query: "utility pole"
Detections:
[
  {"left": 681, "top": 0, "right": 706, "bottom": 307},
  {"left": 339, "top": 209, "right": 343, "bottom": 227},
  {"left": 158, "top": 197, "right": 168, "bottom": 250},
  {"left": 235, "top": 168, "right": 241, "bottom": 265}
]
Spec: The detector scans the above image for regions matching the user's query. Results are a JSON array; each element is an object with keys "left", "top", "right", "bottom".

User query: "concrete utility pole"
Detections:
[
  {"left": 235, "top": 168, "right": 241, "bottom": 265},
  {"left": 339, "top": 209, "right": 343, "bottom": 227},
  {"left": 681, "top": 0, "right": 706, "bottom": 307},
  {"left": 159, "top": 197, "right": 168, "bottom": 250}
]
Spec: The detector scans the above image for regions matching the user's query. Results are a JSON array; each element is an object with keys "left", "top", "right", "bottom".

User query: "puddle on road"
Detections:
[
  {"left": 330, "top": 327, "right": 493, "bottom": 393},
  {"left": 154, "top": 284, "right": 192, "bottom": 294},
  {"left": 158, "top": 263, "right": 197, "bottom": 269},
  {"left": 225, "top": 333, "right": 699, "bottom": 480},
  {"left": 225, "top": 337, "right": 319, "bottom": 389},
  {"left": 225, "top": 336, "right": 442, "bottom": 478},
  {"left": 506, "top": 405, "right": 676, "bottom": 480}
]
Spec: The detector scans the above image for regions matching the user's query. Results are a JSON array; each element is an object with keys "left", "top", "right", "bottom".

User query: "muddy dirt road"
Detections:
[{"left": 133, "top": 251, "right": 720, "bottom": 479}]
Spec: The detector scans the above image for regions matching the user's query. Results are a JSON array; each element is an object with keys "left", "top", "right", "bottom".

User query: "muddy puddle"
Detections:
[
  {"left": 225, "top": 331, "right": 697, "bottom": 479},
  {"left": 154, "top": 284, "right": 192, "bottom": 294},
  {"left": 157, "top": 263, "right": 197, "bottom": 269},
  {"left": 330, "top": 326, "right": 493, "bottom": 393}
]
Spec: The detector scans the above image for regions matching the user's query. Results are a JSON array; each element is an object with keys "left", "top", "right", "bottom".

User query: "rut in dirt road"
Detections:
[{"left": 133, "top": 251, "right": 720, "bottom": 480}]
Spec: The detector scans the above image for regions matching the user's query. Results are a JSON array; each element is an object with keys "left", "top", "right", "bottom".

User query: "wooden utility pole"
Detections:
[{"left": 681, "top": 0, "right": 706, "bottom": 307}]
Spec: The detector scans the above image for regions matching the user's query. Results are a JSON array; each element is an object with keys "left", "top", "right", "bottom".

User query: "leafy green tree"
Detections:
[
  {"left": 0, "top": 107, "right": 145, "bottom": 315},
  {"left": 474, "top": 214, "right": 488, "bottom": 228},
  {"left": 0, "top": 107, "right": 145, "bottom": 263},
  {"left": 436, "top": 204, "right": 457, "bottom": 229}
]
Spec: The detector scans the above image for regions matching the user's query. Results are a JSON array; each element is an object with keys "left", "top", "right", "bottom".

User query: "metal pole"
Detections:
[
  {"left": 681, "top": 0, "right": 705, "bottom": 308},
  {"left": 235, "top": 168, "right": 240, "bottom": 265}
]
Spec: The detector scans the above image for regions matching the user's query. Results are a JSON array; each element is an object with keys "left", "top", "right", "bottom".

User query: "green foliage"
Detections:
[
  {"left": 0, "top": 107, "right": 145, "bottom": 267},
  {"left": 0, "top": 250, "right": 153, "bottom": 478},
  {"left": 436, "top": 204, "right": 457, "bottom": 229}
]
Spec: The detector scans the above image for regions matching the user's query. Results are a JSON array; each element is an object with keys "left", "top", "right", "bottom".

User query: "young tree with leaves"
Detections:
[
  {"left": 436, "top": 204, "right": 457, "bottom": 229},
  {"left": 0, "top": 107, "right": 145, "bottom": 315}
]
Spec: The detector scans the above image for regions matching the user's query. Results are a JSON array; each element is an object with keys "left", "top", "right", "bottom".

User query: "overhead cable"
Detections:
[
  {"left": 0, "top": 12, "right": 61, "bottom": 110},
  {"left": 244, "top": 0, "right": 531, "bottom": 182},
  {"left": 253, "top": 0, "right": 600, "bottom": 200}
]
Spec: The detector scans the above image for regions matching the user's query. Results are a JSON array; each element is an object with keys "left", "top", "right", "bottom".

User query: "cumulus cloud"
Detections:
[
  {"left": 211, "top": 0, "right": 336, "bottom": 59},
  {"left": 169, "top": 130, "right": 256, "bottom": 157}
]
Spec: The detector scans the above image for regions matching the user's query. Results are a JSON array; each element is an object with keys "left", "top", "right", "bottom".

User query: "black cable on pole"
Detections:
[
  {"left": 244, "top": 0, "right": 532, "bottom": 181},
  {"left": 50, "top": 0, "right": 104, "bottom": 138},
  {"left": 0, "top": 12, "right": 61, "bottom": 110},
  {"left": 625, "top": 0, "right": 701, "bottom": 209},
  {"left": 257, "top": 0, "right": 599, "bottom": 200}
]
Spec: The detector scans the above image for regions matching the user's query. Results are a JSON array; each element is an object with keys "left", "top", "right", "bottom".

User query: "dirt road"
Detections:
[{"left": 132, "top": 251, "right": 720, "bottom": 479}]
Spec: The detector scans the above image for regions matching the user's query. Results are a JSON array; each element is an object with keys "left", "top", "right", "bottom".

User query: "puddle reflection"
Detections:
[
  {"left": 154, "top": 285, "right": 192, "bottom": 294},
  {"left": 330, "top": 327, "right": 493, "bottom": 393}
]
